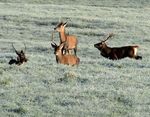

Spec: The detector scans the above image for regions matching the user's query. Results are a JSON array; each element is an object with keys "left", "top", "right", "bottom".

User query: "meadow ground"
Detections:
[{"left": 0, "top": 0, "right": 150, "bottom": 116}]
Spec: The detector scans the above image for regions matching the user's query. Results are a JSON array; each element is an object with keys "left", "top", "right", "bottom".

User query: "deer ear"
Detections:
[
  {"left": 59, "top": 43, "right": 65, "bottom": 50},
  {"left": 63, "top": 22, "right": 68, "bottom": 27},
  {"left": 51, "top": 43, "right": 57, "bottom": 48},
  {"left": 51, "top": 43, "right": 55, "bottom": 48}
]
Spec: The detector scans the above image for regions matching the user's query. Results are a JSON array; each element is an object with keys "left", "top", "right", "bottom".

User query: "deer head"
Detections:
[
  {"left": 54, "top": 21, "right": 68, "bottom": 32},
  {"left": 51, "top": 40, "right": 66, "bottom": 54},
  {"left": 94, "top": 33, "right": 114, "bottom": 50},
  {"left": 55, "top": 42, "right": 65, "bottom": 56},
  {"left": 51, "top": 42, "right": 80, "bottom": 65}
]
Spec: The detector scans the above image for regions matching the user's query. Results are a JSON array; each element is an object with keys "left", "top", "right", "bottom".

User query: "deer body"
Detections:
[
  {"left": 94, "top": 33, "right": 142, "bottom": 60},
  {"left": 54, "top": 22, "right": 78, "bottom": 55},
  {"left": 57, "top": 54, "right": 80, "bottom": 65},
  {"left": 51, "top": 42, "right": 80, "bottom": 66},
  {"left": 9, "top": 44, "right": 28, "bottom": 65},
  {"left": 16, "top": 50, "right": 28, "bottom": 65}
]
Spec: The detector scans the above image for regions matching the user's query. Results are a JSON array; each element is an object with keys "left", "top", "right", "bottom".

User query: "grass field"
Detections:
[{"left": 0, "top": 0, "right": 150, "bottom": 116}]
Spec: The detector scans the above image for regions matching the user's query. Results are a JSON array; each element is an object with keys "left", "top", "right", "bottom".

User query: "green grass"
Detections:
[{"left": 0, "top": 0, "right": 150, "bottom": 117}]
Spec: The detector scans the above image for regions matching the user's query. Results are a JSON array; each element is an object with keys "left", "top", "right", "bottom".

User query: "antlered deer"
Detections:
[
  {"left": 94, "top": 33, "right": 142, "bottom": 60},
  {"left": 9, "top": 43, "right": 28, "bottom": 65},
  {"left": 53, "top": 21, "right": 78, "bottom": 55},
  {"left": 51, "top": 42, "right": 80, "bottom": 66}
]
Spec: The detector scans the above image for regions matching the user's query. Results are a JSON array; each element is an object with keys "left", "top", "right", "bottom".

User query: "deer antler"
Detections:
[
  {"left": 103, "top": 33, "right": 114, "bottom": 42},
  {"left": 23, "top": 43, "right": 26, "bottom": 52},
  {"left": 51, "top": 41, "right": 57, "bottom": 46},
  {"left": 51, "top": 31, "right": 54, "bottom": 42},
  {"left": 12, "top": 43, "right": 17, "bottom": 52}
]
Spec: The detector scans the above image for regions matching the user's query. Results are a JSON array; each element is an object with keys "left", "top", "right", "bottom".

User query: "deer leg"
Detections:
[
  {"left": 114, "top": 53, "right": 118, "bottom": 60},
  {"left": 65, "top": 48, "right": 72, "bottom": 55},
  {"left": 64, "top": 49, "right": 68, "bottom": 55},
  {"left": 68, "top": 49, "right": 72, "bottom": 55},
  {"left": 109, "top": 53, "right": 118, "bottom": 60},
  {"left": 74, "top": 48, "right": 77, "bottom": 56},
  {"left": 63, "top": 49, "right": 66, "bottom": 54}
]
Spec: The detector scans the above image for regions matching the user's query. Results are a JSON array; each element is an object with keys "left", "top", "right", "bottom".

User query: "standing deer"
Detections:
[
  {"left": 51, "top": 42, "right": 80, "bottom": 66},
  {"left": 53, "top": 21, "right": 78, "bottom": 55},
  {"left": 9, "top": 43, "right": 28, "bottom": 65},
  {"left": 94, "top": 33, "right": 142, "bottom": 60}
]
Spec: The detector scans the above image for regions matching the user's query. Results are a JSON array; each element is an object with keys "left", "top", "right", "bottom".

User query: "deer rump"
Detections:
[
  {"left": 98, "top": 46, "right": 142, "bottom": 60},
  {"left": 57, "top": 54, "right": 80, "bottom": 65}
]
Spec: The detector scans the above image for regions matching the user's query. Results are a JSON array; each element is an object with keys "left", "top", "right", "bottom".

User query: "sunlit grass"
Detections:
[{"left": 0, "top": 0, "right": 150, "bottom": 117}]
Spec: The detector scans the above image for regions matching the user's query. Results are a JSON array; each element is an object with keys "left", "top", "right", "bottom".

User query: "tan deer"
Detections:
[
  {"left": 51, "top": 42, "right": 80, "bottom": 66},
  {"left": 94, "top": 33, "right": 142, "bottom": 60},
  {"left": 53, "top": 21, "right": 78, "bottom": 55}
]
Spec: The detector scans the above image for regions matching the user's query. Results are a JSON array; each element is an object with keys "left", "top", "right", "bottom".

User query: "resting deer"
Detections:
[
  {"left": 51, "top": 42, "right": 80, "bottom": 66},
  {"left": 9, "top": 43, "right": 28, "bottom": 65},
  {"left": 53, "top": 21, "right": 78, "bottom": 55},
  {"left": 94, "top": 33, "right": 142, "bottom": 60}
]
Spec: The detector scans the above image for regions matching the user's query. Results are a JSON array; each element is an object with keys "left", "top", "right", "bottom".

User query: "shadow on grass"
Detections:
[{"left": 7, "top": 107, "right": 27, "bottom": 115}]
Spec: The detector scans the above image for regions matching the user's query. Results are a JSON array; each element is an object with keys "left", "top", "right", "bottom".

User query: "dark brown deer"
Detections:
[
  {"left": 9, "top": 43, "right": 28, "bottom": 65},
  {"left": 53, "top": 21, "right": 78, "bottom": 55},
  {"left": 51, "top": 42, "right": 80, "bottom": 66},
  {"left": 94, "top": 33, "right": 142, "bottom": 60}
]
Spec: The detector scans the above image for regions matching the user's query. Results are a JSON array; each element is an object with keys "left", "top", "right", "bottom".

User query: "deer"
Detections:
[
  {"left": 9, "top": 43, "right": 28, "bottom": 65},
  {"left": 53, "top": 21, "right": 78, "bottom": 55},
  {"left": 94, "top": 33, "right": 142, "bottom": 60},
  {"left": 51, "top": 42, "right": 80, "bottom": 66}
]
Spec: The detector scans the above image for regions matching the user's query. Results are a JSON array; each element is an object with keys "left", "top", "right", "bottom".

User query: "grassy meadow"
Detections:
[{"left": 0, "top": 0, "right": 150, "bottom": 116}]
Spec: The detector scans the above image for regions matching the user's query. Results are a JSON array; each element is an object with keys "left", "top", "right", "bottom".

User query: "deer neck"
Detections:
[
  {"left": 56, "top": 52, "right": 63, "bottom": 63},
  {"left": 59, "top": 29, "right": 67, "bottom": 43},
  {"left": 101, "top": 45, "right": 111, "bottom": 54}
]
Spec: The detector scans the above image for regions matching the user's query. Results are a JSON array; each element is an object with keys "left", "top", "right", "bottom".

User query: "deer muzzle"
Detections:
[{"left": 94, "top": 43, "right": 99, "bottom": 48}]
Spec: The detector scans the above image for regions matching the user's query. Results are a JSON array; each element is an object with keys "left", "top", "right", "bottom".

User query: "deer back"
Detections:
[
  {"left": 66, "top": 35, "right": 78, "bottom": 49},
  {"left": 59, "top": 54, "right": 80, "bottom": 65}
]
